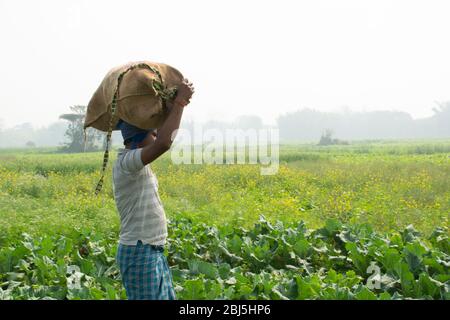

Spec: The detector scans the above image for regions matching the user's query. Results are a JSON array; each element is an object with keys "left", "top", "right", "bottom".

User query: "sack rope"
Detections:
[
  {"left": 94, "top": 63, "right": 178, "bottom": 195},
  {"left": 83, "top": 128, "right": 87, "bottom": 153}
]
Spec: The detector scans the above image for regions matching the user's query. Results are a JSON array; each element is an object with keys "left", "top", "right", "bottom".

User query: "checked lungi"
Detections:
[{"left": 116, "top": 240, "right": 176, "bottom": 300}]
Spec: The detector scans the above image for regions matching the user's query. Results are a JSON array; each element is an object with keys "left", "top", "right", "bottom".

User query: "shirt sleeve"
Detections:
[{"left": 119, "top": 148, "right": 145, "bottom": 173}]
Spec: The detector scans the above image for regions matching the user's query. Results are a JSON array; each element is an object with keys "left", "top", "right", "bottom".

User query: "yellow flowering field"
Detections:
[{"left": 0, "top": 141, "right": 448, "bottom": 300}]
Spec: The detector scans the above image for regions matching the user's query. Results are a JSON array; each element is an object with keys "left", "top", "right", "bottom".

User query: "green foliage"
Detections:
[
  {"left": 0, "top": 217, "right": 448, "bottom": 300},
  {"left": 0, "top": 141, "right": 448, "bottom": 300}
]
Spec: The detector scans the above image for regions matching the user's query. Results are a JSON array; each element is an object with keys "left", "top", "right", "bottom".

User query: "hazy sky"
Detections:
[{"left": 1, "top": 0, "right": 450, "bottom": 129}]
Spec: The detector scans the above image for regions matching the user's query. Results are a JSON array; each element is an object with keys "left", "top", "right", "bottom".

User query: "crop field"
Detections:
[{"left": 0, "top": 140, "right": 449, "bottom": 300}]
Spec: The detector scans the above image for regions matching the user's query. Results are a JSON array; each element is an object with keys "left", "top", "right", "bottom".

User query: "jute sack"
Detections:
[
  {"left": 84, "top": 60, "right": 184, "bottom": 132},
  {"left": 84, "top": 61, "right": 184, "bottom": 195}
]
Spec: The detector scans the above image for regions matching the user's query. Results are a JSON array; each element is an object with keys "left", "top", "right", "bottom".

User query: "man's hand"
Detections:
[{"left": 174, "top": 78, "right": 195, "bottom": 107}]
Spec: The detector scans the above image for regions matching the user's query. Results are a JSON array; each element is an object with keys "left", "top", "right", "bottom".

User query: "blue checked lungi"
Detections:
[{"left": 116, "top": 240, "right": 176, "bottom": 300}]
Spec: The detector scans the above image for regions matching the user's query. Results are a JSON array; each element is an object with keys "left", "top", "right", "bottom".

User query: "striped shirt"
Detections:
[{"left": 112, "top": 148, "right": 167, "bottom": 246}]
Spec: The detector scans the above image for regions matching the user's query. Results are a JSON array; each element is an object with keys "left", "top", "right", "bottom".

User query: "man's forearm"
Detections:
[
  {"left": 156, "top": 102, "right": 184, "bottom": 149},
  {"left": 140, "top": 102, "right": 184, "bottom": 165}
]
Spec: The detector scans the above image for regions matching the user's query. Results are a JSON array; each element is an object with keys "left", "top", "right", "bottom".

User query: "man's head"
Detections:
[{"left": 116, "top": 120, "right": 157, "bottom": 150}]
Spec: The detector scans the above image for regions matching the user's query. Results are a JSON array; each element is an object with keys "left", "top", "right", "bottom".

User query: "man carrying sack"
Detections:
[{"left": 112, "top": 78, "right": 195, "bottom": 300}]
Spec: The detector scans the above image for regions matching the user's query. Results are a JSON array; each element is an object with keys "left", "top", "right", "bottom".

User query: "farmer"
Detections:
[{"left": 112, "top": 78, "right": 194, "bottom": 300}]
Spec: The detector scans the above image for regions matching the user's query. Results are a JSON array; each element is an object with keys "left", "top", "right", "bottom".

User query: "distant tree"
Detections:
[
  {"left": 59, "top": 105, "right": 104, "bottom": 152},
  {"left": 318, "top": 128, "right": 349, "bottom": 146},
  {"left": 278, "top": 108, "right": 418, "bottom": 142},
  {"left": 318, "top": 129, "right": 335, "bottom": 145},
  {"left": 25, "top": 141, "right": 36, "bottom": 148}
]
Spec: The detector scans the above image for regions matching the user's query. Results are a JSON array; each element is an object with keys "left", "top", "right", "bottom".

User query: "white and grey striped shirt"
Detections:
[{"left": 112, "top": 148, "right": 167, "bottom": 246}]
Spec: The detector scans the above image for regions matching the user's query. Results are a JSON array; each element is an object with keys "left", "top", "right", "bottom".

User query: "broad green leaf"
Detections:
[
  {"left": 417, "top": 273, "right": 443, "bottom": 299},
  {"left": 293, "top": 239, "right": 311, "bottom": 258},
  {"left": 355, "top": 286, "right": 377, "bottom": 300},
  {"left": 182, "top": 279, "right": 206, "bottom": 300},
  {"left": 89, "top": 287, "right": 104, "bottom": 300},
  {"left": 378, "top": 291, "right": 392, "bottom": 300}
]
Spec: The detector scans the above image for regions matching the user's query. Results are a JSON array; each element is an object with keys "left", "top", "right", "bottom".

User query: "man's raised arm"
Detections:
[{"left": 140, "top": 79, "right": 195, "bottom": 166}]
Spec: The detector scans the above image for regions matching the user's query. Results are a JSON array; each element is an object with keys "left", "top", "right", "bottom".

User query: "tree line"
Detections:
[
  {"left": 0, "top": 103, "right": 449, "bottom": 150},
  {"left": 277, "top": 102, "right": 450, "bottom": 142}
]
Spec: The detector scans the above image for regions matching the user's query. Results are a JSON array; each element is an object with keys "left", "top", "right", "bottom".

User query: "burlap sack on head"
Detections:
[
  {"left": 84, "top": 61, "right": 184, "bottom": 132},
  {"left": 85, "top": 61, "right": 185, "bottom": 196}
]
